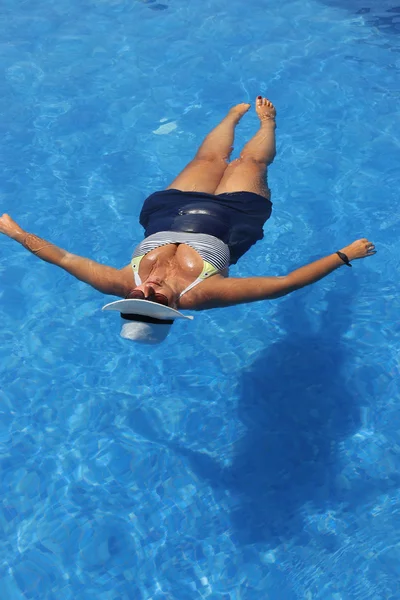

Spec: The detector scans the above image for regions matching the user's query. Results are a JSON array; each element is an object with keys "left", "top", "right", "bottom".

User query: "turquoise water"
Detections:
[{"left": 1, "top": 0, "right": 400, "bottom": 598}]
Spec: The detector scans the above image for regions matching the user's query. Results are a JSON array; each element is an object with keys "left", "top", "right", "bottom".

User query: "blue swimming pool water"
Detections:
[{"left": 1, "top": 0, "right": 400, "bottom": 598}]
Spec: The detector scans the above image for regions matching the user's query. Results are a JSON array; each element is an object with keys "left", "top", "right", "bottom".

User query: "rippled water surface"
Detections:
[{"left": 1, "top": 0, "right": 399, "bottom": 598}]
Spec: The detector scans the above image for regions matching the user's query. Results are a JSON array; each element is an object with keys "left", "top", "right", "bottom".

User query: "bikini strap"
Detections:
[
  {"left": 179, "top": 260, "right": 219, "bottom": 298},
  {"left": 131, "top": 255, "right": 145, "bottom": 286}
]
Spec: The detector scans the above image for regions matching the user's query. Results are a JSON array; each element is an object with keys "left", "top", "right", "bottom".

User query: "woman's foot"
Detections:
[
  {"left": 255, "top": 96, "right": 276, "bottom": 123},
  {"left": 228, "top": 102, "right": 251, "bottom": 123}
]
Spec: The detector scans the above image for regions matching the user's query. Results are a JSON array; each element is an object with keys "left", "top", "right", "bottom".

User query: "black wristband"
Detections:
[{"left": 336, "top": 251, "right": 352, "bottom": 267}]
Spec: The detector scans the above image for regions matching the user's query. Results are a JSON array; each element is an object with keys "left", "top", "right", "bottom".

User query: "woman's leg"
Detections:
[
  {"left": 166, "top": 103, "right": 250, "bottom": 194},
  {"left": 214, "top": 97, "right": 276, "bottom": 198}
]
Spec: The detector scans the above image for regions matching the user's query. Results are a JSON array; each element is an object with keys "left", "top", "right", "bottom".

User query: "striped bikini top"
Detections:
[{"left": 131, "top": 231, "right": 230, "bottom": 298}]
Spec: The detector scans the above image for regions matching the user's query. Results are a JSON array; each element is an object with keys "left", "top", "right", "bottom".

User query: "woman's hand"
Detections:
[
  {"left": 0, "top": 214, "right": 25, "bottom": 241},
  {"left": 340, "top": 238, "right": 376, "bottom": 261}
]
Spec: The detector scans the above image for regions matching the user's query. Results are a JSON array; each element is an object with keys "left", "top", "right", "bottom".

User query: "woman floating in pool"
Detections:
[{"left": 0, "top": 97, "right": 376, "bottom": 343}]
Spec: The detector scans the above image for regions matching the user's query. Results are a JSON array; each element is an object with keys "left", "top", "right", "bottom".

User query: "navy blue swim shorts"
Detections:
[{"left": 139, "top": 188, "right": 272, "bottom": 264}]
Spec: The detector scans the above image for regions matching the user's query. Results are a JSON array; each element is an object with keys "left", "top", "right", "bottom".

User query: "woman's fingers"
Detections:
[
  {"left": 364, "top": 240, "right": 376, "bottom": 255},
  {"left": 0, "top": 214, "right": 13, "bottom": 233},
  {"left": 0, "top": 214, "right": 24, "bottom": 240}
]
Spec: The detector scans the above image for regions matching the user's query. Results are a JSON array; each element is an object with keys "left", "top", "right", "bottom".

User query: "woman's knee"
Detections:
[
  {"left": 237, "top": 154, "right": 270, "bottom": 167},
  {"left": 194, "top": 150, "right": 230, "bottom": 164},
  {"left": 227, "top": 156, "right": 267, "bottom": 173}
]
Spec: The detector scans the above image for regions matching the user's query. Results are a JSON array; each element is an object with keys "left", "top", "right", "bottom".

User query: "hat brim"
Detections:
[{"left": 102, "top": 298, "right": 193, "bottom": 321}]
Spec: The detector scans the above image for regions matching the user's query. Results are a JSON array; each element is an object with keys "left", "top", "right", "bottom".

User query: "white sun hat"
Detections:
[{"left": 102, "top": 298, "right": 193, "bottom": 344}]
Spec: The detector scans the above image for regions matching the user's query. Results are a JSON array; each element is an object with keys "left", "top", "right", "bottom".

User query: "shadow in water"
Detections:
[
  {"left": 172, "top": 287, "right": 363, "bottom": 545},
  {"left": 319, "top": 0, "right": 400, "bottom": 36},
  {"left": 128, "top": 286, "right": 400, "bottom": 546}
]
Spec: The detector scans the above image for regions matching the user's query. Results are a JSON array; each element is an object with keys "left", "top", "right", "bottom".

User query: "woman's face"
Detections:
[{"left": 127, "top": 279, "right": 179, "bottom": 308}]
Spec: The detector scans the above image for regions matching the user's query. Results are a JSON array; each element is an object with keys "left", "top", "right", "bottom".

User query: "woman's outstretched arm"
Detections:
[
  {"left": 0, "top": 214, "right": 132, "bottom": 297},
  {"left": 195, "top": 239, "right": 376, "bottom": 309}
]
